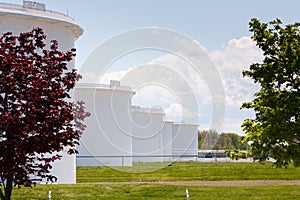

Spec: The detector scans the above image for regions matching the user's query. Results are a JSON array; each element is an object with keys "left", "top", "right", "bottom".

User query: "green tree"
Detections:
[
  {"left": 239, "top": 18, "right": 300, "bottom": 167},
  {"left": 198, "top": 130, "right": 219, "bottom": 150},
  {"left": 214, "top": 133, "right": 247, "bottom": 150},
  {"left": 198, "top": 130, "right": 247, "bottom": 150},
  {"left": 0, "top": 28, "right": 90, "bottom": 200}
]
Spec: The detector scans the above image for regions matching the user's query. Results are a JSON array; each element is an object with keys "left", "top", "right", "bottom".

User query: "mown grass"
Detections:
[
  {"left": 8, "top": 162, "right": 300, "bottom": 199},
  {"left": 12, "top": 184, "right": 300, "bottom": 199},
  {"left": 77, "top": 162, "right": 300, "bottom": 182}
]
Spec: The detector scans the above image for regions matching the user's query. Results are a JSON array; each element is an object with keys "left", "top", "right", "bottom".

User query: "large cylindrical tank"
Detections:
[
  {"left": 131, "top": 106, "right": 165, "bottom": 162},
  {"left": 161, "top": 121, "right": 173, "bottom": 162},
  {"left": 0, "top": 1, "right": 83, "bottom": 184},
  {"left": 0, "top": 1, "right": 83, "bottom": 69},
  {"left": 74, "top": 81, "right": 134, "bottom": 166},
  {"left": 172, "top": 123, "right": 199, "bottom": 161}
]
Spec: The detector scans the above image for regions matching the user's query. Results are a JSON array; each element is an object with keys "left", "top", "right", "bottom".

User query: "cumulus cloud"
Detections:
[
  {"left": 209, "top": 36, "right": 263, "bottom": 107},
  {"left": 132, "top": 85, "right": 178, "bottom": 108},
  {"left": 165, "top": 103, "right": 196, "bottom": 119},
  {"left": 206, "top": 37, "right": 263, "bottom": 133},
  {"left": 119, "top": 64, "right": 201, "bottom": 124},
  {"left": 145, "top": 36, "right": 264, "bottom": 133},
  {"left": 210, "top": 37, "right": 263, "bottom": 72},
  {"left": 80, "top": 36, "right": 264, "bottom": 134},
  {"left": 146, "top": 53, "right": 213, "bottom": 108}
]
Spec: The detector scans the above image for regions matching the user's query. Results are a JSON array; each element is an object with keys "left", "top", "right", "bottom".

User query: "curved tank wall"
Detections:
[
  {"left": 161, "top": 121, "right": 173, "bottom": 162},
  {"left": 131, "top": 106, "right": 165, "bottom": 162},
  {"left": 74, "top": 83, "right": 134, "bottom": 166},
  {"left": 0, "top": 2, "right": 83, "bottom": 70},
  {"left": 172, "top": 123, "right": 199, "bottom": 161},
  {"left": 0, "top": 2, "right": 83, "bottom": 184}
]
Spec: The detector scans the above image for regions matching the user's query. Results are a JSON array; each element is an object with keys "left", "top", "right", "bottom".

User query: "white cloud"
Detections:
[
  {"left": 209, "top": 37, "right": 263, "bottom": 107},
  {"left": 210, "top": 37, "right": 263, "bottom": 71},
  {"left": 81, "top": 36, "right": 264, "bottom": 134},
  {"left": 131, "top": 84, "right": 179, "bottom": 108},
  {"left": 99, "top": 68, "right": 134, "bottom": 84},
  {"left": 147, "top": 53, "right": 211, "bottom": 104},
  {"left": 146, "top": 36, "right": 264, "bottom": 133},
  {"left": 165, "top": 103, "right": 196, "bottom": 119}
]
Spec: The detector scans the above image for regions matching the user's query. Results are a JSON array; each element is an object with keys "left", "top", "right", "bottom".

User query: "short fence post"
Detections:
[
  {"left": 168, "top": 156, "right": 172, "bottom": 166},
  {"left": 214, "top": 153, "right": 218, "bottom": 166},
  {"left": 186, "top": 188, "right": 190, "bottom": 200},
  {"left": 48, "top": 190, "right": 51, "bottom": 200}
]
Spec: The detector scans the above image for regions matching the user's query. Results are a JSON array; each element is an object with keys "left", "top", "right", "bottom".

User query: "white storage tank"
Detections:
[
  {"left": 0, "top": 1, "right": 82, "bottom": 61},
  {"left": 74, "top": 81, "right": 134, "bottom": 166},
  {"left": 172, "top": 123, "right": 199, "bottom": 161},
  {"left": 161, "top": 121, "right": 173, "bottom": 162},
  {"left": 131, "top": 106, "right": 165, "bottom": 162},
  {"left": 0, "top": 1, "right": 83, "bottom": 184}
]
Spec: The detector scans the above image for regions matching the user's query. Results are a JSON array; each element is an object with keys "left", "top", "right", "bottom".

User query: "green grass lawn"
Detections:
[
  {"left": 12, "top": 184, "right": 300, "bottom": 200},
  {"left": 77, "top": 162, "right": 300, "bottom": 182},
  {"left": 8, "top": 162, "right": 300, "bottom": 199}
]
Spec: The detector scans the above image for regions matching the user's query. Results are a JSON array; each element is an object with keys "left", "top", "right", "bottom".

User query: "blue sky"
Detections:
[
  {"left": 2, "top": 0, "right": 300, "bottom": 134},
  {"left": 3, "top": 0, "right": 299, "bottom": 66}
]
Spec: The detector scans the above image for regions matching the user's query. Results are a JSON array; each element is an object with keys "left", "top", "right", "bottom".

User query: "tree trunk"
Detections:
[
  {"left": 0, "top": 188, "right": 4, "bottom": 200},
  {"left": 3, "top": 178, "right": 13, "bottom": 200},
  {"left": 293, "top": 158, "right": 300, "bottom": 168}
]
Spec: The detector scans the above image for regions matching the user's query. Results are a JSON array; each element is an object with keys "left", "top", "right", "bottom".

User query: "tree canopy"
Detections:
[
  {"left": 239, "top": 18, "right": 300, "bottom": 167},
  {"left": 0, "top": 28, "right": 89, "bottom": 200},
  {"left": 198, "top": 130, "right": 247, "bottom": 150}
]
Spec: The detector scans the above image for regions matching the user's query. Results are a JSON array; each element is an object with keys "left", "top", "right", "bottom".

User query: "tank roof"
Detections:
[
  {"left": 172, "top": 122, "right": 199, "bottom": 127},
  {"left": 75, "top": 82, "right": 134, "bottom": 93},
  {"left": 131, "top": 106, "right": 165, "bottom": 115},
  {"left": 0, "top": 2, "right": 83, "bottom": 39}
]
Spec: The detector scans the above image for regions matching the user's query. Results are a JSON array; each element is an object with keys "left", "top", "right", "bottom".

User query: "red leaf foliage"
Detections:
[{"left": 0, "top": 28, "right": 90, "bottom": 189}]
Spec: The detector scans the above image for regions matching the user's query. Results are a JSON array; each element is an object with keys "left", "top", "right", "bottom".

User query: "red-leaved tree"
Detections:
[{"left": 0, "top": 28, "right": 90, "bottom": 200}]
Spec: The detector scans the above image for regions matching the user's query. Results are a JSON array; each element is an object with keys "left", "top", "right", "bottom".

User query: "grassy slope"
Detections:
[
  {"left": 77, "top": 162, "right": 300, "bottom": 182},
  {"left": 12, "top": 184, "right": 300, "bottom": 200},
  {"left": 10, "top": 162, "right": 300, "bottom": 199}
]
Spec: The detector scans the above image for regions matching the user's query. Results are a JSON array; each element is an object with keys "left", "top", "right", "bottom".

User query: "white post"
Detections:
[
  {"left": 186, "top": 188, "right": 190, "bottom": 200},
  {"left": 214, "top": 152, "right": 218, "bottom": 166},
  {"left": 48, "top": 190, "right": 52, "bottom": 200},
  {"left": 167, "top": 155, "right": 172, "bottom": 166}
]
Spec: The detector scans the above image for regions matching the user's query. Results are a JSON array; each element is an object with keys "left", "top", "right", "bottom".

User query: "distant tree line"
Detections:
[{"left": 198, "top": 130, "right": 247, "bottom": 150}]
